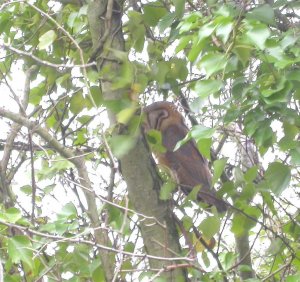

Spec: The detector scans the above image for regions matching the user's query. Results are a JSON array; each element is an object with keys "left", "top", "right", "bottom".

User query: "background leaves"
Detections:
[{"left": 0, "top": 0, "right": 299, "bottom": 281}]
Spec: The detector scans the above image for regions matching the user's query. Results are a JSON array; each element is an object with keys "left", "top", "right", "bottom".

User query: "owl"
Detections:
[{"left": 143, "top": 101, "right": 227, "bottom": 212}]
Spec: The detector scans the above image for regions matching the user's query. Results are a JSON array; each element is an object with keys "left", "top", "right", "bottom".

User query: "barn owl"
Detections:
[{"left": 143, "top": 101, "right": 227, "bottom": 213}]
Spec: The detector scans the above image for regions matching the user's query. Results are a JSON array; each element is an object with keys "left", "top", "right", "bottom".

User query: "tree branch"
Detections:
[
  {"left": 0, "top": 106, "right": 115, "bottom": 280},
  {"left": 0, "top": 65, "right": 37, "bottom": 206},
  {"left": 0, "top": 219, "right": 195, "bottom": 263}
]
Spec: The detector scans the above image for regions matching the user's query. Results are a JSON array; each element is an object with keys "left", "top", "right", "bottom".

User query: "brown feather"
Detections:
[{"left": 143, "top": 102, "right": 227, "bottom": 212}]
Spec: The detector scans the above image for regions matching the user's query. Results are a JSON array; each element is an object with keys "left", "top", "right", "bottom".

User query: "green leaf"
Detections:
[
  {"left": 240, "top": 183, "right": 256, "bottom": 201},
  {"left": 58, "top": 203, "right": 77, "bottom": 220},
  {"left": 191, "top": 125, "right": 215, "bottom": 140},
  {"left": 194, "top": 79, "right": 223, "bottom": 98},
  {"left": 128, "top": 11, "right": 145, "bottom": 52},
  {"left": 266, "top": 237, "right": 282, "bottom": 255},
  {"left": 158, "top": 12, "right": 177, "bottom": 32},
  {"left": 173, "top": 133, "right": 190, "bottom": 152},
  {"left": 103, "top": 99, "right": 131, "bottom": 114},
  {"left": 70, "top": 91, "right": 85, "bottom": 114},
  {"left": 173, "top": 0, "right": 185, "bottom": 18},
  {"left": 44, "top": 184, "right": 56, "bottom": 194},
  {"left": 20, "top": 185, "right": 32, "bottom": 195},
  {"left": 107, "top": 205, "right": 127, "bottom": 231},
  {"left": 286, "top": 274, "right": 300, "bottom": 282},
  {"left": 199, "top": 216, "right": 221, "bottom": 238},
  {"left": 112, "top": 61, "right": 133, "bottom": 89},
  {"left": 0, "top": 208, "right": 22, "bottom": 223},
  {"left": 182, "top": 216, "right": 193, "bottom": 230},
  {"left": 66, "top": 10, "right": 85, "bottom": 34},
  {"left": 29, "top": 83, "right": 46, "bottom": 105},
  {"left": 215, "top": 17, "right": 233, "bottom": 44},
  {"left": 188, "top": 38, "right": 207, "bottom": 62},
  {"left": 262, "top": 191, "right": 276, "bottom": 213},
  {"left": 175, "top": 35, "right": 192, "bottom": 53},
  {"left": 117, "top": 106, "right": 138, "bottom": 124},
  {"left": 38, "top": 30, "right": 57, "bottom": 50},
  {"left": 67, "top": 12, "right": 78, "bottom": 28},
  {"left": 185, "top": 185, "right": 201, "bottom": 202},
  {"left": 87, "top": 70, "right": 101, "bottom": 83},
  {"left": 146, "top": 129, "right": 167, "bottom": 153},
  {"left": 143, "top": 2, "right": 167, "bottom": 27},
  {"left": 281, "top": 34, "right": 298, "bottom": 50},
  {"left": 221, "top": 252, "right": 236, "bottom": 270},
  {"left": 121, "top": 261, "right": 134, "bottom": 280},
  {"left": 56, "top": 73, "right": 71, "bottom": 86},
  {"left": 287, "top": 70, "right": 300, "bottom": 82},
  {"left": 264, "top": 162, "right": 291, "bottom": 195},
  {"left": 197, "top": 138, "right": 212, "bottom": 160},
  {"left": 233, "top": 167, "right": 244, "bottom": 185},
  {"left": 232, "top": 77, "right": 248, "bottom": 98},
  {"left": 252, "top": 122, "right": 274, "bottom": 148},
  {"left": 224, "top": 55, "right": 239, "bottom": 74},
  {"left": 160, "top": 181, "right": 177, "bottom": 200},
  {"left": 246, "top": 4, "right": 275, "bottom": 25},
  {"left": 37, "top": 157, "right": 74, "bottom": 181},
  {"left": 169, "top": 58, "right": 188, "bottom": 81},
  {"left": 190, "top": 97, "right": 206, "bottom": 113},
  {"left": 198, "top": 22, "right": 215, "bottom": 40},
  {"left": 198, "top": 53, "right": 227, "bottom": 77},
  {"left": 231, "top": 206, "right": 260, "bottom": 236},
  {"left": 244, "top": 166, "right": 258, "bottom": 183},
  {"left": 244, "top": 109, "right": 265, "bottom": 136},
  {"left": 74, "top": 128, "right": 87, "bottom": 145},
  {"left": 0, "top": 11, "right": 11, "bottom": 34},
  {"left": 178, "top": 12, "right": 202, "bottom": 32},
  {"left": 52, "top": 157, "right": 74, "bottom": 171},
  {"left": 234, "top": 44, "right": 252, "bottom": 66},
  {"left": 109, "top": 135, "right": 136, "bottom": 158},
  {"left": 290, "top": 147, "right": 300, "bottom": 165},
  {"left": 212, "top": 158, "right": 227, "bottom": 185},
  {"left": 238, "top": 265, "right": 255, "bottom": 275},
  {"left": 246, "top": 22, "right": 270, "bottom": 50},
  {"left": 201, "top": 251, "right": 210, "bottom": 268},
  {"left": 77, "top": 115, "right": 92, "bottom": 125},
  {"left": 8, "top": 236, "right": 34, "bottom": 269},
  {"left": 152, "top": 61, "right": 170, "bottom": 85},
  {"left": 261, "top": 77, "right": 292, "bottom": 104},
  {"left": 215, "top": 5, "right": 236, "bottom": 17},
  {"left": 220, "top": 181, "right": 235, "bottom": 196},
  {"left": 224, "top": 107, "right": 241, "bottom": 123}
]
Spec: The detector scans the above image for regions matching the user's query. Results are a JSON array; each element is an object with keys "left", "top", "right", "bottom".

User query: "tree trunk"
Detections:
[
  {"left": 235, "top": 232, "right": 256, "bottom": 280},
  {"left": 235, "top": 139, "right": 257, "bottom": 280},
  {"left": 87, "top": 0, "right": 187, "bottom": 280}
]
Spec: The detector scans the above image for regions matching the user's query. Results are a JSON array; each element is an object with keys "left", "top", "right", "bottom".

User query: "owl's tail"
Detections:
[{"left": 197, "top": 191, "right": 228, "bottom": 213}]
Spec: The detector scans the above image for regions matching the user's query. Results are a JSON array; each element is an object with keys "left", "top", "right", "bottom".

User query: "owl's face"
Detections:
[{"left": 143, "top": 102, "right": 184, "bottom": 132}]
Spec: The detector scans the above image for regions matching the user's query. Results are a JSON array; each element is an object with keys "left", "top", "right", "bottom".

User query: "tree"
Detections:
[{"left": 0, "top": 0, "right": 299, "bottom": 281}]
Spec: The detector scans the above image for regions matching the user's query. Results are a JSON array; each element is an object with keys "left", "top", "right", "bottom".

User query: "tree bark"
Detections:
[
  {"left": 235, "top": 139, "right": 257, "bottom": 280},
  {"left": 87, "top": 0, "right": 187, "bottom": 280},
  {"left": 235, "top": 232, "right": 256, "bottom": 280}
]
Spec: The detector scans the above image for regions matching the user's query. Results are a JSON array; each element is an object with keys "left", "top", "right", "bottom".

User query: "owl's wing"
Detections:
[
  {"left": 163, "top": 125, "right": 227, "bottom": 212},
  {"left": 162, "top": 124, "right": 211, "bottom": 189}
]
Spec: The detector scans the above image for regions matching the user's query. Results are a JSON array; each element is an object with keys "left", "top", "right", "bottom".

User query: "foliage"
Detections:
[{"left": 0, "top": 0, "right": 299, "bottom": 281}]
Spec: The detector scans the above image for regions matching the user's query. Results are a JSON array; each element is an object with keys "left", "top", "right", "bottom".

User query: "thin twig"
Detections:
[
  {"left": 0, "top": 219, "right": 195, "bottom": 263},
  {"left": 1, "top": 43, "right": 96, "bottom": 70}
]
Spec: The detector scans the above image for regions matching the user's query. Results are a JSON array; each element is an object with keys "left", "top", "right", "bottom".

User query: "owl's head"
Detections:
[{"left": 143, "top": 102, "right": 184, "bottom": 132}]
